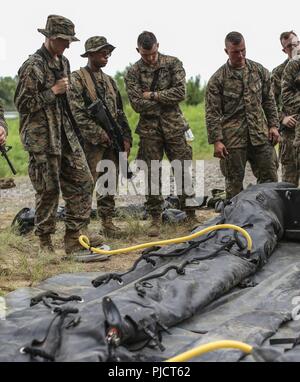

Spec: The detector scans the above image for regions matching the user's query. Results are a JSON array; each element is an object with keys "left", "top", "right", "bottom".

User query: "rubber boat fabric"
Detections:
[{"left": 2, "top": 182, "right": 300, "bottom": 362}]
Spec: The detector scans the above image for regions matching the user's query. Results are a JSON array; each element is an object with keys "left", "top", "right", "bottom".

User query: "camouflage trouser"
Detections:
[
  {"left": 250, "top": 145, "right": 278, "bottom": 181},
  {"left": 279, "top": 130, "right": 298, "bottom": 186},
  {"left": 220, "top": 142, "right": 278, "bottom": 199},
  {"left": 28, "top": 141, "right": 93, "bottom": 236},
  {"left": 137, "top": 133, "right": 194, "bottom": 216},
  {"left": 83, "top": 142, "right": 118, "bottom": 219}
]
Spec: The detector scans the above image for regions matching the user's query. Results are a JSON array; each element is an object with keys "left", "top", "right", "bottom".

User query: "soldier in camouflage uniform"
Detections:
[
  {"left": 14, "top": 15, "right": 103, "bottom": 255},
  {"left": 205, "top": 31, "right": 280, "bottom": 200},
  {"left": 70, "top": 36, "right": 132, "bottom": 238},
  {"left": 125, "top": 31, "right": 197, "bottom": 237},
  {"left": 272, "top": 31, "right": 300, "bottom": 186},
  {"left": 0, "top": 100, "right": 7, "bottom": 146},
  {"left": 282, "top": 40, "right": 300, "bottom": 185}
]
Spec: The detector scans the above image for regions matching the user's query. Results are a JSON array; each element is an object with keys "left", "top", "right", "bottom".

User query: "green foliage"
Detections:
[
  {"left": 186, "top": 75, "right": 206, "bottom": 106},
  {"left": 0, "top": 72, "right": 207, "bottom": 110},
  {"left": 0, "top": 76, "right": 17, "bottom": 110},
  {"left": 114, "top": 69, "right": 129, "bottom": 106},
  {"left": 181, "top": 103, "right": 212, "bottom": 159},
  {"left": 123, "top": 103, "right": 139, "bottom": 161},
  {"left": 0, "top": 119, "right": 28, "bottom": 177},
  {"left": 0, "top": 69, "right": 211, "bottom": 177}
]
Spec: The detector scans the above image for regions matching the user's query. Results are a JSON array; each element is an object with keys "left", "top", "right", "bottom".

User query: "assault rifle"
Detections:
[
  {"left": 88, "top": 99, "right": 133, "bottom": 179},
  {"left": 0, "top": 145, "right": 17, "bottom": 175}
]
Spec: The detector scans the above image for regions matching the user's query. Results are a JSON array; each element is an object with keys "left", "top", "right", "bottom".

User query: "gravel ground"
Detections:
[
  {"left": 0, "top": 159, "right": 282, "bottom": 225},
  {"left": 0, "top": 159, "right": 283, "bottom": 292}
]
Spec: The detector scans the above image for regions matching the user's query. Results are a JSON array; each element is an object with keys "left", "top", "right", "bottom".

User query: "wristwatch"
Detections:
[{"left": 150, "top": 92, "right": 156, "bottom": 101}]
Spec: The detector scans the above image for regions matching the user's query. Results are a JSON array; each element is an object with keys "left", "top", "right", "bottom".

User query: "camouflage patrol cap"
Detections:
[
  {"left": 38, "top": 15, "right": 79, "bottom": 42},
  {"left": 81, "top": 36, "right": 115, "bottom": 57}
]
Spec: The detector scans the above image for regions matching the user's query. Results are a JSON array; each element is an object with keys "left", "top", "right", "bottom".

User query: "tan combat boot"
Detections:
[
  {"left": 81, "top": 227, "right": 104, "bottom": 247},
  {"left": 64, "top": 230, "right": 82, "bottom": 255},
  {"left": 101, "top": 216, "right": 122, "bottom": 238},
  {"left": 148, "top": 215, "right": 161, "bottom": 237},
  {"left": 39, "top": 234, "right": 55, "bottom": 253},
  {"left": 64, "top": 229, "right": 104, "bottom": 255}
]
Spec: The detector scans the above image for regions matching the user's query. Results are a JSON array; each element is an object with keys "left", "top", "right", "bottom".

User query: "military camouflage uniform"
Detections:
[
  {"left": 15, "top": 44, "right": 94, "bottom": 237},
  {"left": 282, "top": 58, "right": 300, "bottom": 183},
  {"left": 125, "top": 53, "right": 193, "bottom": 216},
  {"left": 0, "top": 100, "right": 8, "bottom": 134},
  {"left": 70, "top": 65, "right": 132, "bottom": 219},
  {"left": 206, "top": 59, "right": 279, "bottom": 199},
  {"left": 271, "top": 59, "right": 298, "bottom": 185}
]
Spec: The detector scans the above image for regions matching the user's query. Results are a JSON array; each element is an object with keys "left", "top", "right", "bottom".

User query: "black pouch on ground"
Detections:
[
  {"left": 11, "top": 195, "right": 207, "bottom": 235},
  {"left": 4, "top": 182, "right": 300, "bottom": 362}
]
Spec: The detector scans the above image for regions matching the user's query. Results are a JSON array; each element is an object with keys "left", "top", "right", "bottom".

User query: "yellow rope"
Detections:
[
  {"left": 166, "top": 340, "right": 253, "bottom": 362},
  {"left": 79, "top": 224, "right": 252, "bottom": 255}
]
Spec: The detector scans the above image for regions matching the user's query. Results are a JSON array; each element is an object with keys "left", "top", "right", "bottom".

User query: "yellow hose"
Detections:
[
  {"left": 166, "top": 340, "right": 253, "bottom": 362},
  {"left": 79, "top": 224, "right": 252, "bottom": 256}
]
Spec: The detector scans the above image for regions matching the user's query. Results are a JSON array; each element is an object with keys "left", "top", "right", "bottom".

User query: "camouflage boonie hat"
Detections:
[
  {"left": 38, "top": 15, "right": 79, "bottom": 42},
  {"left": 81, "top": 36, "right": 115, "bottom": 57}
]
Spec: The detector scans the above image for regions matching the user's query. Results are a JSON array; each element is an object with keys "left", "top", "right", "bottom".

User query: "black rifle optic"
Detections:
[
  {"left": 88, "top": 98, "right": 133, "bottom": 179},
  {"left": 0, "top": 145, "right": 17, "bottom": 175}
]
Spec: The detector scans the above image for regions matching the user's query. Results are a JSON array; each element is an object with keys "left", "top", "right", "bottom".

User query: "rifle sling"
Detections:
[
  {"left": 79, "top": 66, "right": 118, "bottom": 117},
  {"left": 76, "top": 67, "right": 98, "bottom": 102}
]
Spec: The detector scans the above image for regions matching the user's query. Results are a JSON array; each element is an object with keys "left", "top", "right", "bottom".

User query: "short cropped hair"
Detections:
[
  {"left": 137, "top": 31, "right": 157, "bottom": 50},
  {"left": 280, "top": 31, "right": 297, "bottom": 45},
  {"left": 225, "top": 31, "right": 244, "bottom": 47}
]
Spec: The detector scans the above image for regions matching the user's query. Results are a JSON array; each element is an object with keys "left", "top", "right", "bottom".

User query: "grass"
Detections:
[
  {"left": 0, "top": 102, "right": 212, "bottom": 178},
  {"left": 0, "top": 102, "right": 216, "bottom": 294},
  {"left": 0, "top": 209, "right": 217, "bottom": 295}
]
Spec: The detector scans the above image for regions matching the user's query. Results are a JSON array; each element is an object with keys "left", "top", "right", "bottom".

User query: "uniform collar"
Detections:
[
  {"left": 225, "top": 59, "right": 250, "bottom": 78},
  {"left": 40, "top": 44, "right": 63, "bottom": 69},
  {"left": 137, "top": 52, "right": 166, "bottom": 72}
]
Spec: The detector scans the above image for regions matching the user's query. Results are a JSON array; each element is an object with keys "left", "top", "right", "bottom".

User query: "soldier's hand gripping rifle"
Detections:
[
  {"left": 88, "top": 98, "right": 133, "bottom": 179},
  {"left": 35, "top": 48, "right": 84, "bottom": 148},
  {"left": 0, "top": 145, "right": 17, "bottom": 175},
  {"left": 54, "top": 71, "right": 85, "bottom": 148}
]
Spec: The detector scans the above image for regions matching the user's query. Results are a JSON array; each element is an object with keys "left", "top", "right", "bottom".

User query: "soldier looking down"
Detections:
[
  {"left": 125, "top": 31, "right": 197, "bottom": 237},
  {"left": 14, "top": 15, "right": 103, "bottom": 255},
  {"left": 70, "top": 36, "right": 132, "bottom": 238},
  {"left": 281, "top": 36, "right": 300, "bottom": 185},
  {"left": 273, "top": 31, "right": 300, "bottom": 186},
  {"left": 205, "top": 31, "right": 280, "bottom": 200}
]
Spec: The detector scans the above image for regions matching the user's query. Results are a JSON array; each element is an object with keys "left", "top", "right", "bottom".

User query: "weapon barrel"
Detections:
[
  {"left": 88, "top": 100, "right": 133, "bottom": 179},
  {"left": 0, "top": 146, "right": 17, "bottom": 175}
]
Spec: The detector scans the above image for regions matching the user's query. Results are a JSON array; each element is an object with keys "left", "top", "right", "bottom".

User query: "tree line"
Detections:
[{"left": 0, "top": 73, "right": 206, "bottom": 111}]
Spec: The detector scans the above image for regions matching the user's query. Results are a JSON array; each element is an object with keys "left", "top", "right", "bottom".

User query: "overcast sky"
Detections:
[{"left": 1, "top": 0, "right": 300, "bottom": 82}]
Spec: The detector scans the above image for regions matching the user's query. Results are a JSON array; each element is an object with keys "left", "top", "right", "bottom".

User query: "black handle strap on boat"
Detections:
[
  {"left": 91, "top": 232, "right": 218, "bottom": 288},
  {"left": 20, "top": 306, "right": 79, "bottom": 362},
  {"left": 30, "top": 290, "right": 83, "bottom": 307},
  {"left": 134, "top": 238, "right": 238, "bottom": 297},
  {"left": 270, "top": 335, "right": 300, "bottom": 352}
]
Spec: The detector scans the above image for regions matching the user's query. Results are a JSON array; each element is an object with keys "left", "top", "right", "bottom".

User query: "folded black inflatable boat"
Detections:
[{"left": 2, "top": 183, "right": 300, "bottom": 362}]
